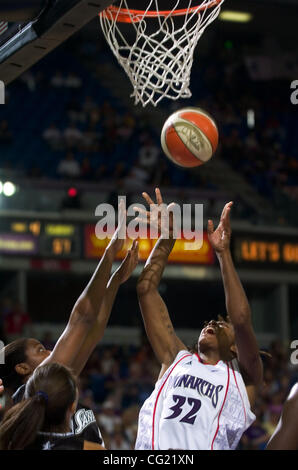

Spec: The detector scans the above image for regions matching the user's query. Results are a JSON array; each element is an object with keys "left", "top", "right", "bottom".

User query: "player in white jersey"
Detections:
[{"left": 135, "top": 189, "right": 263, "bottom": 450}]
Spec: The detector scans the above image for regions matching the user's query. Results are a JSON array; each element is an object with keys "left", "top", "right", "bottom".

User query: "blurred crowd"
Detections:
[
  {"left": 1, "top": 38, "right": 297, "bottom": 212},
  {"left": 0, "top": 297, "right": 297, "bottom": 450},
  {"left": 0, "top": 297, "right": 32, "bottom": 343},
  {"left": 195, "top": 56, "right": 297, "bottom": 201}
]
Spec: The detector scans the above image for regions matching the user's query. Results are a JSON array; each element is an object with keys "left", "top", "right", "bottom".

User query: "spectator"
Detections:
[
  {"left": 67, "top": 99, "right": 86, "bottom": 123},
  {"left": 138, "top": 137, "right": 160, "bottom": 171},
  {"left": 241, "top": 413, "right": 270, "bottom": 450},
  {"left": 80, "top": 157, "right": 93, "bottom": 180},
  {"left": 63, "top": 123, "right": 83, "bottom": 149},
  {"left": 122, "top": 405, "right": 140, "bottom": 448},
  {"left": 117, "top": 113, "right": 136, "bottom": 142},
  {"left": 4, "top": 301, "right": 31, "bottom": 343},
  {"left": 109, "top": 430, "right": 131, "bottom": 450},
  {"left": 42, "top": 123, "right": 62, "bottom": 150},
  {"left": 97, "top": 401, "right": 121, "bottom": 435},
  {"left": 20, "top": 71, "right": 37, "bottom": 92},
  {"left": 124, "top": 163, "right": 150, "bottom": 189},
  {"left": 64, "top": 72, "right": 82, "bottom": 89},
  {"left": 82, "top": 125, "right": 101, "bottom": 151},
  {"left": 57, "top": 152, "right": 81, "bottom": 178},
  {"left": 50, "top": 71, "right": 65, "bottom": 87},
  {"left": 263, "top": 405, "right": 283, "bottom": 438},
  {"left": 0, "top": 120, "right": 13, "bottom": 144},
  {"left": 83, "top": 96, "right": 98, "bottom": 114}
]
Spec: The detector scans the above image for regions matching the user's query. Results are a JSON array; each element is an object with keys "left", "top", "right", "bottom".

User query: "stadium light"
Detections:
[
  {"left": 0, "top": 181, "right": 2, "bottom": 194},
  {"left": 219, "top": 11, "right": 253, "bottom": 23},
  {"left": 3, "top": 181, "right": 16, "bottom": 197}
]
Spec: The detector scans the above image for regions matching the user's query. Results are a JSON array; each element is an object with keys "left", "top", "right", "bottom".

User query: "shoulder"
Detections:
[
  {"left": 173, "top": 349, "right": 193, "bottom": 362},
  {"left": 158, "top": 349, "right": 192, "bottom": 381}
]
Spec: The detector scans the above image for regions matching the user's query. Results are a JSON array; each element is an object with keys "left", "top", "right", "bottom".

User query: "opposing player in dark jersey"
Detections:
[
  {"left": 0, "top": 362, "right": 105, "bottom": 450},
  {"left": 266, "top": 383, "right": 298, "bottom": 450},
  {"left": 0, "top": 205, "right": 139, "bottom": 444},
  {"left": 135, "top": 189, "right": 263, "bottom": 450}
]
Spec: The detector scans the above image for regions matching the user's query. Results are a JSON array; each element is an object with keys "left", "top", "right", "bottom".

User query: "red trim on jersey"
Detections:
[
  {"left": 211, "top": 363, "right": 230, "bottom": 450},
  {"left": 230, "top": 362, "right": 246, "bottom": 426},
  {"left": 151, "top": 353, "right": 192, "bottom": 450},
  {"left": 195, "top": 353, "right": 219, "bottom": 366}
]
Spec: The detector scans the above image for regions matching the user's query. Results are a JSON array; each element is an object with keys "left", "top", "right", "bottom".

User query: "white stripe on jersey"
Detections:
[{"left": 135, "top": 350, "right": 255, "bottom": 450}]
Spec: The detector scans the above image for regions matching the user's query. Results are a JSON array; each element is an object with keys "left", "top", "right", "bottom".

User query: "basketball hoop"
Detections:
[{"left": 99, "top": 0, "right": 225, "bottom": 107}]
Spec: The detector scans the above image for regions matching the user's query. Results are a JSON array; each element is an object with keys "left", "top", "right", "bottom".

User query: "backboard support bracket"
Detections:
[{"left": 0, "top": 0, "right": 114, "bottom": 85}]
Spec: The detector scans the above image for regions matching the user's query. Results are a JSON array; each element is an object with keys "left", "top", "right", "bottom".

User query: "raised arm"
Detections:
[
  {"left": 40, "top": 202, "right": 127, "bottom": 375},
  {"left": 207, "top": 202, "right": 263, "bottom": 389},
  {"left": 266, "top": 383, "right": 298, "bottom": 450},
  {"left": 70, "top": 240, "right": 139, "bottom": 375},
  {"left": 136, "top": 189, "right": 186, "bottom": 379}
]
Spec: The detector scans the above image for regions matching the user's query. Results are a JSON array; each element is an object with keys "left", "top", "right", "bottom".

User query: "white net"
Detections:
[{"left": 99, "top": 0, "right": 225, "bottom": 107}]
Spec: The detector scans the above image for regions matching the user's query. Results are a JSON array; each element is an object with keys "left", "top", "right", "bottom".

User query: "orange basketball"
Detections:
[{"left": 161, "top": 107, "right": 219, "bottom": 168}]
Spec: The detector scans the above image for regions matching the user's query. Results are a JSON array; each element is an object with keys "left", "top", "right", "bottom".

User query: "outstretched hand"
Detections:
[
  {"left": 106, "top": 198, "right": 126, "bottom": 257},
  {"left": 134, "top": 188, "right": 177, "bottom": 239},
  {"left": 114, "top": 240, "right": 139, "bottom": 285},
  {"left": 207, "top": 201, "right": 233, "bottom": 254}
]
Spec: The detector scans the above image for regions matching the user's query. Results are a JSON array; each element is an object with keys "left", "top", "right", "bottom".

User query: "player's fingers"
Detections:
[
  {"left": 207, "top": 219, "right": 214, "bottom": 235},
  {"left": 131, "top": 239, "right": 138, "bottom": 252},
  {"left": 118, "top": 198, "right": 126, "bottom": 212},
  {"left": 220, "top": 203, "right": 228, "bottom": 221},
  {"left": 118, "top": 199, "right": 127, "bottom": 226},
  {"left": 125, "top": 250, "right": 132, "bottom": 260},
  {"left": 167, "top": 202, "right": 177, "bottom": 212},
  {"left": 132, "top": 241, "right": 139, "bottom": 263},
  {"left": 132, "top": 206, "right": 149, "bottom": 219},
  {"left": 142, "top": 192, "right": 155, "bottom": 207},
  {"left": 133, "top": 216, "right": 149, "bottom": 226},
  {"left": 223, "top": 202, "right": 233, "bottom": 227},
  {"left": 223, "top": 201, "right": 233, "bottom": 214},
  {"left": 155, "top": 188, "right": 163, "bottom": 206}
]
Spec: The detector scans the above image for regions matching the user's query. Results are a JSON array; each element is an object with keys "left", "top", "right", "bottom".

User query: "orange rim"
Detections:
[{"left": 100, "top": 1, "right": 222, "bottom": 23}]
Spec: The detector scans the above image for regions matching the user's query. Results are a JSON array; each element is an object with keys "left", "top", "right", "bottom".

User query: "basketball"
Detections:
[{"left": 160, "top": 107, "right": 219, "bottom": 168}]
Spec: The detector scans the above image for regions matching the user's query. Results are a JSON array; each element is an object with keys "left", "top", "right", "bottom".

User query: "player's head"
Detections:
[
  {"left": 0, "top": 338, "right": 51, "bottom": 392},
  {"left": 198, "top": 315, "right": 237, "bottom": 362},
  {"left": 0, "top": 362, "right": 78, "bottom": 450}
]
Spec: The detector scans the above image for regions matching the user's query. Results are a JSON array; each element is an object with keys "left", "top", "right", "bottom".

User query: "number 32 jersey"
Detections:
[{"left": 135, "top": 350, "right": 255, "bottom": 450}]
